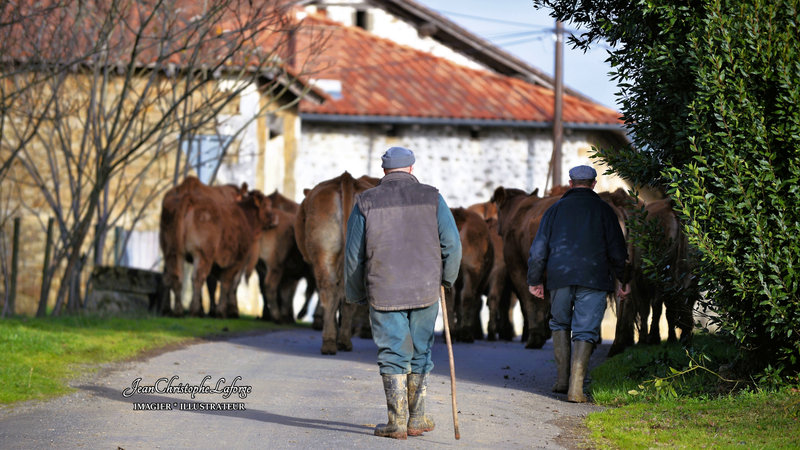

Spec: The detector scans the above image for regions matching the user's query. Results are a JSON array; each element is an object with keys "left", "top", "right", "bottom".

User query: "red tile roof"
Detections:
[{"left": 295, "top": 14, "right": 621, "bottom": 126}]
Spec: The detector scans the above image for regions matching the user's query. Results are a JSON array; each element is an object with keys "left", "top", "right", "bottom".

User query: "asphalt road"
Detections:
[{"left": 0, "top": 327, "right": 608, "bottom": 449}]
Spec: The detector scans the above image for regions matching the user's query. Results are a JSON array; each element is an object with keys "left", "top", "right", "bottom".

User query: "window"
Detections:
[
  {"left": 355, "top": 9, "right": 369, "bottom": 30},
  {"left": 181, "top": 134, "right": 233, "bottom": 184}
]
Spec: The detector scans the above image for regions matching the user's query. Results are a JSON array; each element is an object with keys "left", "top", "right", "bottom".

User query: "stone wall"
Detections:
[{"left": 296, "top": 122, "right": 629, "bottom": 207}]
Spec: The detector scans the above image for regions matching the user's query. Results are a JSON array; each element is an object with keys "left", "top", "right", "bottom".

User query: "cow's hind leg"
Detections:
[
  {"left": 278, "top": 277, "right": 299, "bottom": 324},
  {"left": 256, "top": 261, "right": 273, "bottom": 321},
  {"left": 608, "top": 293, "right": 635, "bottom": 357},
  {"left": 317, "top": 281, "right": 340, "bottom": 355},
  {"left": 525, "top": 293, "right": 550, "bottom": 349},
  {"left": 263, "top": 267, "right": 284, "bottom": 323},
  {"left": 337, "top": 298, "right": 356, "bottom": 352},
  {"left": 189, "top": 257, "right": 212, "bottom": 317},
  {"left": 498, "top": 292, "right": 516, "bottom": 341},
  {"left": 219, "top": 273, "right": 241, "bottom": 319}
]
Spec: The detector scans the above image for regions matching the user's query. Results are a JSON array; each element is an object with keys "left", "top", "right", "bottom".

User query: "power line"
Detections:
[
  {"left": 434, "top": 9, "right": 552, "bottom": 30},
  {"left": 486, "top": 29, "right": 553, "bottom": 41}
]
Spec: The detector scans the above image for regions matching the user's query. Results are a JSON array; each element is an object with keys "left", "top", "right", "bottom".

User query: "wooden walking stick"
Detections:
[{"left": 439, "top": 285, "right": 461, "bottom": 440}]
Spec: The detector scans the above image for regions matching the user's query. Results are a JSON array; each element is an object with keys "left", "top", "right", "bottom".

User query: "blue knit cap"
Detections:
[
  {"left": 568, "top": 165, "right": 597, "bottom": 180},
  {"left": 381, "top": 146, "right": 415, "bottom": 169}
]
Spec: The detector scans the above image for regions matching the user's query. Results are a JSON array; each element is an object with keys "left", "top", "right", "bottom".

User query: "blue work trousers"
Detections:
[
  {"left": 549, "top": 285, "right": 607, "bottom": 344},
  {"left": 369, "top": 302, "right": 439, "bottom": 375}
]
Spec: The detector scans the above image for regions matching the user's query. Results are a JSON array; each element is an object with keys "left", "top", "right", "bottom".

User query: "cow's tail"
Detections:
[
  {"left": 340, "top": 171, "right": 357, "bottom": 244},
  {"left": 294, "top": 197, "right": 310, "bottom": 264},
  {"left": 336, "top": 172, "right": 357, "bottom": 284}
]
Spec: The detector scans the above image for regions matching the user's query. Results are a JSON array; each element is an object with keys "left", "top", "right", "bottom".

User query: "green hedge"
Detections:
[{"left": 535, "top": 0, "right": 800, "bottom": 378}]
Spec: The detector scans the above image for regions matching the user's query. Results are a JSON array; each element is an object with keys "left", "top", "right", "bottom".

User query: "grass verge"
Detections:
[
  {"left": 0, "top": 315, "right": 289, "bottom": 405},
  {"left": 587, "top": 334, "right": 800, "bottom": 448}
]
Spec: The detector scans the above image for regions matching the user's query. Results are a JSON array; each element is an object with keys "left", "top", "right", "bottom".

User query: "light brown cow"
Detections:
[
  {"left": 294, "top": 172, "right": 378, "bottom": 355},
  {"left": 445, "top": 207, "right": 493, "bottom": 343},
  {"left": 159, "top": 176, "right": 275, "bottom": 318},
  {"left": 468, "top": 200, "right": 516, "bottom": 341}
]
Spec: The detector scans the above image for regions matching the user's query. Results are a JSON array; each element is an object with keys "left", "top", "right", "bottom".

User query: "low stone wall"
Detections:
[{"left": 85, "top": 266, "right": 167, "bottom": 316}]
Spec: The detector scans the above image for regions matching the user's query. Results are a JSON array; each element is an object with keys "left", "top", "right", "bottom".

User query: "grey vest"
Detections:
[{"left": 356, "top": 172, "right": 442, "bottom": 310}]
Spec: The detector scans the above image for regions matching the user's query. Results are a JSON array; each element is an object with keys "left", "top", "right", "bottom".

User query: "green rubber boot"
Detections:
[
  {"left": 374, "top": 374, "right": 408, "bottom": 439},
  {"left": 551, "top": 330, "right": 571, "bottom": 394},
  {"left": 407, "top": 373, "right": 435, "bottom": 436},
  {"left": 567, "top": 340, "right": 594, "bottom": 403}
]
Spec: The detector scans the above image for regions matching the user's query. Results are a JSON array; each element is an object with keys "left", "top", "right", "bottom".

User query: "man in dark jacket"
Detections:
[
  {"left": 527, "top": 165, "right": 630, "bottom": 403},
  {"left": 344, "top": 146, "right": 462, "bottom": 439}
]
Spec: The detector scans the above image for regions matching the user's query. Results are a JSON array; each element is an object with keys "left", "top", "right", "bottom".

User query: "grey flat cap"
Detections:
[
  {"left": 569, "top": 165, "right": 597, "bottom": 180},
  {"left": 381, "top": 146, "right": 415, "bottom": 169}
]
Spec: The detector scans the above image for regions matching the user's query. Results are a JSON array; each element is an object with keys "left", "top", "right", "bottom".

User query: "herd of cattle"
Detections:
[{"left": 157, "top": 172, "right": 698, "bottom": 357}]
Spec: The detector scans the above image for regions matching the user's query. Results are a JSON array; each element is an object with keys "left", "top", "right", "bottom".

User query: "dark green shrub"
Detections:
[{"left": 535, "top": 0, "right": 800, "bottom": 377}]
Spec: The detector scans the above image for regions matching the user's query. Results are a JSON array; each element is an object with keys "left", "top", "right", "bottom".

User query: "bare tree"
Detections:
[{"left": 1, "top": 0, "right": 328, "bottom": 316}]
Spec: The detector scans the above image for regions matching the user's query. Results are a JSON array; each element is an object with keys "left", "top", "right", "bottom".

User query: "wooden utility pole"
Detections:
[{"left": 551, "top": 20, "right": 564, "bottom": 188}]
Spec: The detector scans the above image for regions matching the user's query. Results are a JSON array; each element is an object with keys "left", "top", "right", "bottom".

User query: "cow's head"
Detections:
[
  {"left": 491, "top": 186, "right": 538, "bottom": 238},
  {"left": 247, "top": 190, "right": 278, "bottom": 229}
]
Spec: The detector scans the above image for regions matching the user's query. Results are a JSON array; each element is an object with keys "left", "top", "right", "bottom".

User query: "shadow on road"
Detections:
[{"left": 223, "top": 327, "right": 610, "bottom": 398}]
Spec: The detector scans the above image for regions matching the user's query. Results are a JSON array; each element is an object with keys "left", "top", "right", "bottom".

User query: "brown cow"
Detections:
[
  {"left": 294, "top": 172, "right": 378, "bottom": 355},
  {"left": 445, "top": 207, "right": 493, "bottom": 343},
  {"left": 491, "top": 186, "right": 554, "bottom": 348},
  {"left": 255, "top": 191, "right": 318, "bottom": 326},
  {"left": 492, "top": 185, "right": 633, "bottom": 349},
  {"left": 160, "top": 176, "right": 275, "bottom": 318},
  {"left": 606, "top": 195, "right": 700, "bottom": 356},
  {"left": 469, "top": 200, "right": 515, "bottom": 341},
  {"left": 255, "top": 207, "right": 316, "bottom": 324},
  {"left": 484, "top": 217, "right": 516, "bottom": 341},
  {"left": 159, "top": 177, "right": 247, "bottom": 316}
]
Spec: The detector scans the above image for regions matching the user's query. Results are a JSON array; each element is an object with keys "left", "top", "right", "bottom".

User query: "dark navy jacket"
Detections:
[{"left": 527, "top": 188, "right": 627, "bottom": 292}]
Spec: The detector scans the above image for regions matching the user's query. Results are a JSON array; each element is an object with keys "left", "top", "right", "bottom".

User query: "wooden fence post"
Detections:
[
  {"left": 8, "top": 217, "right": 20, "bottom": 317},
  {"left": 94, "top": 224, "right": 103, "bottom": 266},
  {"left": 36, "top": 218, "right": 55, "bottom": 317}
]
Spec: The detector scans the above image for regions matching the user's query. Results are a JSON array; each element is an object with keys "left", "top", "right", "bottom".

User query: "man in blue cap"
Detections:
[
  {"left": 344, "top": 146, "right": 462, "bottom": 439},
  {"left": 527, "top": 165, "right": 630, "bottom": 402}
]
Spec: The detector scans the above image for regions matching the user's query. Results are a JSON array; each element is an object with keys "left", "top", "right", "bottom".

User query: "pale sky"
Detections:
[{"left": 415, "top": 0, "right": 619, "bottom": 111}]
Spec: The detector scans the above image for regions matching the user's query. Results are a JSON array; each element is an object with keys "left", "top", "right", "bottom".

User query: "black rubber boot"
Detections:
[
  {"left": 551, "top": 330, "right": 571, "bottom": 394},
  {"left": 407, "top": 373, "right": 435, "bottom": 436},
  {"left": 375, "top": 374, "right": 408, "bottom": 439},
  {"left": 567, "top": 340, "right": 594, "bottom": 403}
]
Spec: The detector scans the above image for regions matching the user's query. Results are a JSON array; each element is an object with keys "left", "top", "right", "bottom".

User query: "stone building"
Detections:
[{"left": 284, "top": 0, "right": 629, "bottom": 208}]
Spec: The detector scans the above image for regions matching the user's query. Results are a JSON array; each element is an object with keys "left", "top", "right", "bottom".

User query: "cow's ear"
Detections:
[
  {"left": 491, "top": 187, "right": 506, "bottom": 207},
  {"left": 303, "top": 188, "right": 311, "bottom": 197},
  {"left": 530, "top": 188, "right": 540, "bottom": 197}
]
